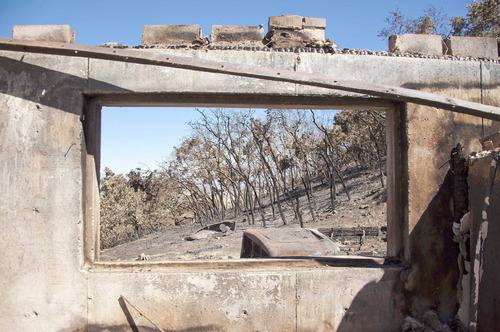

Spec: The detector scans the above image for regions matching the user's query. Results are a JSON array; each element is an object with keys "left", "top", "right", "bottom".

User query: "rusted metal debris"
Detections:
[
  {"left": 0, "top": 38, "right": 499, "bottom": 121},
  {"left": 240, "top": 228, "right": 340, "bottom": 258}
]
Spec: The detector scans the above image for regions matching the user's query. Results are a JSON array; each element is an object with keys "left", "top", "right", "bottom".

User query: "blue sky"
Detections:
[{"left": 0, "top": 0, "right": 473, "bottom": 174}]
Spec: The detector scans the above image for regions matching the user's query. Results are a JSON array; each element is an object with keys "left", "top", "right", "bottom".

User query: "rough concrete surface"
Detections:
[
  {"left": 210, "top": 25, "right": 264, "bottom": 47},
  {"left": 303, "top": 17, "right": 326, "bottom": 29},
  {"left": 268, "top": 15, "right": 304, "bottom": 30},
  {"left": 268, "top": 15, "right": 326, "bottom": 31},
  {"left": 142, "top": 25, "right": 202, "bottom": 45},
  {"left": 297, "top": 268, "right": 402, "bottom": 331},
  {"left": 13, "top": 25, "right": 75, "bottom": 43},
  {"left": 265, "top": 29, "right": 325, "bottom": 48},
  {"left": 266, "top": 15, "right": 326, "bottom": 47},
  {"left": 0, "top": 31, "right": 499, "bottom": 331},
  {"left": 89, "top": 271, "right": 297, "bottom": 331},
  {"left": 445, "top": 36, "right": 498, "bottom": 59},
  {"left": 0, "top": 51, "right": 88, "bottom": 330},
  {"left": 389, "top": 34, "right": 443, "bottom": 55}
]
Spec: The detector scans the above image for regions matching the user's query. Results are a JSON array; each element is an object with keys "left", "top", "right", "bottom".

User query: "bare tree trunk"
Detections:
[
  {"left": 310, "top": 110, "right": 350, "bottom": 201},
  {"left": 302, "top": 177, "right": 316, "bottom": 222},
  {"left": 245, "top": 186, "right": 255, "bottom": 225},
  {"left": 264, "top": 174, "right": 276, "bottom": 220},
  {"left": 250, "top": 122, "right": 287, "bottom": 225},
  {"left": 255, "top": 191, "right": 267, "bottom": 227},
  {"left": 232, "top": 183, "right": 239, "bottom": 219},
  {"left": 218, "top": 183, "right": 225, "bottom": 220},
  {"left": 320, "top": 153, "right": 337, "bottom": 208},
  {"left": 295, "top": 193, "right": 304, "bottom": 228},
  {"left": 332, "top": 163, "right": 350, "bottom": 201},
  {"left": 367, "top": 120, "right": 385, "bottom": 188},
  {"left": 290, "top": 169, "right": 299, "bottom": 220}
]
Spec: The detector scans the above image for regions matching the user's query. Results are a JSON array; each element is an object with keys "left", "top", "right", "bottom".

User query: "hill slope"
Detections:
[{"left": 101, "top": 166, "right": 387, "bottom": 261}]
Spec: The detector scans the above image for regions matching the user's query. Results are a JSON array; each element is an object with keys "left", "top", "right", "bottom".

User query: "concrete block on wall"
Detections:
[
  {"left": 445, "top": 36, "right": 498, "bottom": 59},
  {"left": 13, "top": 25, "right": 75, "bottom": 43},
  {"left": 269, "top": 15, "right": 304, "bottom": 30},
  {"left": 210, "top": 25, "right": 264, "bottom": 47},
  {"left": 304, "top": 17, "right": 326, "bottom": 29},
  {"left": 389, "top": 34, "right": 443, "bottom": 55},
  {"left": 266, "top": 15, "right": 327, "bottom": 48},
  {"left": 142, "top": 25, "right": 202, "bottom": 45},
  {"left": 296, "top": 29, "right": 325, "bottom": 41},
  {"left": 269, "top": 15, "right": 327, "bottom": 31},
  {"left": 265, "top": 30, "right": 325, "bottom": 48}
]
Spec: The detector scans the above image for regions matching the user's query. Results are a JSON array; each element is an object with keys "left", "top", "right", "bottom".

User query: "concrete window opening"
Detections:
[
  {"left": 3, "top": 29, "right": 500, "bottom": 330},
  {"left": 86, "top": 104, "right": 392, "bottom": 264}
]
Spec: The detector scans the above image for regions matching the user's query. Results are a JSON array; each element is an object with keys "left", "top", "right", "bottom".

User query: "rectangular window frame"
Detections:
[{"left": 83, "top": 93, "right": 408, "bottom": 271}]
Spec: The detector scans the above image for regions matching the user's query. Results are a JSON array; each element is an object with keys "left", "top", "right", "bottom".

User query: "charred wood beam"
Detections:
[{"left": 0, "top": 38, "right": 499, "bottom": 121}]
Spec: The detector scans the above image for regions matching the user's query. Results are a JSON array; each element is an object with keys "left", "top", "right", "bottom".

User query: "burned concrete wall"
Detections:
[
  {"left": 0, "top": 46, "right": 405, "bottom": 332},
  {"left": 468, "top": 149, "right": 500, "bottom": 331},
  {"left": 403, "top": 56, "right": 500, "bottom": 324},
  {"left": 0, "top": 51, "right": 88, "bottom": 330},
  {"left": 0, "top": 23, "right": 499, "bottom": 331},
  {"left": 87, "top": 267, "right": 401, "bottom": 331}
]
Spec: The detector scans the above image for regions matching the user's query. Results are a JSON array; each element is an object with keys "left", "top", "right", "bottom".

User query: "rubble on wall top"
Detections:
[
  {"left": 123, "top": 43, "right": 499, "bottom": 63},
  {"left": 9, "top": 21, "right": 500, "bottom": 62}
]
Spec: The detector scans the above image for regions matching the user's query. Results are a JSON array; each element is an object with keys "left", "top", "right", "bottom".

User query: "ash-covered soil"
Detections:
[{"left": 100, "top": 167, "right": 387, "bottom": 262}]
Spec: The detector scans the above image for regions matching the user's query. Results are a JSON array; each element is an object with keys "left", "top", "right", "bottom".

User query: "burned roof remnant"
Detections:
[{"left": 240, "top": 228, "right": 340, "bottom": 258}]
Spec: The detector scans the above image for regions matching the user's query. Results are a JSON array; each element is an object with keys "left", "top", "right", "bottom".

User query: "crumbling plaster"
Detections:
[{"left": 0, "top": 39, "right": 499, "bottom": 331}]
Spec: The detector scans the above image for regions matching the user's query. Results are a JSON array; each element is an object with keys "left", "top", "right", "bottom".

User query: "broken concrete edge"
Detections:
[{"left": 389, "top": 34, "right": 499, "bottom": 58}]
